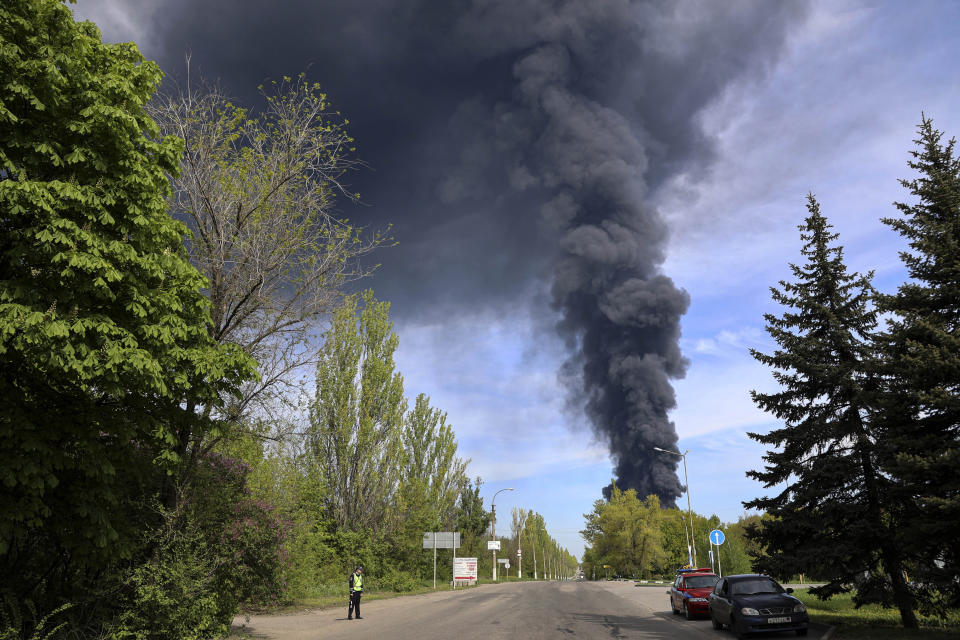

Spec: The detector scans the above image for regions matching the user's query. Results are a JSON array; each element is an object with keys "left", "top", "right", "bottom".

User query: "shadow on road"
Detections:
[{"left": 572, "top": 612, "right": 691, "bottom": 639}]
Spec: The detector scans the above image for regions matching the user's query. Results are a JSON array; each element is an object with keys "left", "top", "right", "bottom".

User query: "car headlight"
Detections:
[
  {"left": 794, "top": 604, "right": 806, "bottom": 613},
  {"left": 740, "top": 607, "right": 760, "bottom": 615}
]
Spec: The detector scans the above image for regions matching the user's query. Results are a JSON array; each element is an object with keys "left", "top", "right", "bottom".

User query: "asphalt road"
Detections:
[{"left": 232, "top": 581, "right": 832, "bottom": 640}]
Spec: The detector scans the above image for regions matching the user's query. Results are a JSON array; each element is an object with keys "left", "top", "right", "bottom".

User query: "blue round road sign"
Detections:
[{"left": 709, "top": 529, "right": 725, "bottom": 545}]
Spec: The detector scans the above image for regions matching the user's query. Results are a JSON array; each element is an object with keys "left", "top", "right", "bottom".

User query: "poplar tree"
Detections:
[
  {"left": 307, "top": 290, "right": 405, "bottom": 534},
  {"left": 745, "top": 196, "right": 921, "bottom": 626},
  {"left": 875, "top": 117, "right": 960, "bottom": 611}
]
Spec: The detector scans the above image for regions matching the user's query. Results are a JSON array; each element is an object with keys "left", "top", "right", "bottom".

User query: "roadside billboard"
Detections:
[{"left": 454, "top": 557, "right": 478, "bottom": 585}]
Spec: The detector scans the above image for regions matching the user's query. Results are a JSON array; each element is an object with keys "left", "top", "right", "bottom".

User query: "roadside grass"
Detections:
[
  {"left": 239, "top": 578, "right": 495, "bottom": 616},
  {"left": 794, "top": 589, "right": 960, "bottom": 639}
]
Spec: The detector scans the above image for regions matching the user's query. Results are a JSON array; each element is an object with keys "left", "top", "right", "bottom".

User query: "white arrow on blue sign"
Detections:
[{"left": 709, "top": 529, "right": 725, "bottom": 545}]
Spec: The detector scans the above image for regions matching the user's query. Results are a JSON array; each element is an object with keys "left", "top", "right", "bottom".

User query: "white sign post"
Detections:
[
  {"left": 423, "top": 532, "right": 461, "bottom": 589},
  {"left": 709, "top": 529, "right": 725, "bottom": 578}
]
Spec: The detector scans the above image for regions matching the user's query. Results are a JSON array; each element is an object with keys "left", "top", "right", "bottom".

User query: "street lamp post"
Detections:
[
  {"left": 491, "top": 487, "right": 514, "bottom": 581},
  {"left": 679, "top": 512, "right": 693, "bottom": 566},
  {"left": 654, "top": 447, "right": 696, "bottom": 567}
]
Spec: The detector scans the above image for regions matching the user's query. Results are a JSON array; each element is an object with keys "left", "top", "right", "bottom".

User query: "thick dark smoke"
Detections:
[{"left": 75, "top": 0, "right": 806, "bottom": 505}]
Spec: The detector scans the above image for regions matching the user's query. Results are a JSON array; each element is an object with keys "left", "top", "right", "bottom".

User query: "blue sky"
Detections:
[{"left": 74, "top": 0, "right": 960, "bottom": 560}]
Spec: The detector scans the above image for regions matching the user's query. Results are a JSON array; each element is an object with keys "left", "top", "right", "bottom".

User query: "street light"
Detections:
[
  {"left": 654, "top": 447, "right": 696, "bottom": 567},
  {"left": 491, "top": 487, "right": 514, "bottom": 581},
  {"left": 679, "top": 511, "right": 693, "bottom": 566}
]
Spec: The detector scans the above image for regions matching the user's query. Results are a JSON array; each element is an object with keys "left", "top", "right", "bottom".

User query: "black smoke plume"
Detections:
[{"left": 75, "top": 0, "right": 806, "bottom": 505}]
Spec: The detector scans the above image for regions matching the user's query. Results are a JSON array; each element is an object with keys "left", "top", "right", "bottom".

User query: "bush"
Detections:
[
  {"left": 375, "top": 569, "right": 419, "bottom": 593},
  {"left": 0, "top": 592, "right": 71, "bottom": 640},
  {"left": 223, "top": 497, "right": 290, "bottom": 606},
  {"left": 110, "top": 528, "right": 234, "bottom": 640}
]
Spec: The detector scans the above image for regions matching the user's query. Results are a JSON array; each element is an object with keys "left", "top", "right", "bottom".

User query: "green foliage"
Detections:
[
  {"left": 375, "top": 569, "right": 420, "bottom": 593},
  {"left": 0, "top": 594, "right": 71, "bottom": 640},
  {"left": 456, "top": 477, "right": 490, "bottom": 540},
  {"left": 718, "top": 514, "right": 762, "bottom": 576},
  {"left": 745, "top": 194, "right": 924, "bottom": 625},
  {"left": 307, "top": 290, "right": 406, "bottom": 535},
  {"left": 581, "top": 484, "right": 666, "bottom": 579},
  {"left": 875, "top": 116, "right": 960, "bottom": 611},
  {"left": 745, "top": 163, "right": 960, "bottom": 628},
  {"left": 111, "top": 451, "right": 289, "bottom": 637},
  {"left": 0, "top": 0, "right": 253, "bottom": 631},
  {"left": 111, "top": 527, "right": 231, "bottom": 640},
  {"left": 149, "top": 70, "right": 383, "bottom": 431}
]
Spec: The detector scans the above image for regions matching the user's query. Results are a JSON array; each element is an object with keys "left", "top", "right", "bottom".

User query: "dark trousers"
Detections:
[{"left": 348, "top": 591, "right": 361, "bottom": 618}]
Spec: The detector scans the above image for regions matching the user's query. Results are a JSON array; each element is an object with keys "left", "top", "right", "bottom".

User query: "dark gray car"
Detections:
[{"left": 708, "top": 574, "right": 809, "bottom": 638}]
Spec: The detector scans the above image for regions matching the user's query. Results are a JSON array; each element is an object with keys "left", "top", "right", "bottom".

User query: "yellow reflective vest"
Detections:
[{"left": 351, "top": 573, "right": 363, "bottom": 592}]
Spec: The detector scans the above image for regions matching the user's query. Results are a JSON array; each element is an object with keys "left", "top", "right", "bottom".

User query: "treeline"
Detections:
[
  {"left": 0, "top": 2, "right": 565, "bottom": 639},
  {"left": 500, "top": 508, "right": 579, "bottom": 580},
  {"left": 745, "top": 117, "right": 960, "bottom": 629},
  {"left": 579, "top": 485, "right": 762, "bottom": 581}
]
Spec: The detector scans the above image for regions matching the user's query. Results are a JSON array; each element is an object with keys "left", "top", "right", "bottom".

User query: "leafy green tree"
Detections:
[
  {"left": 745, "top": 196, "right": 921, "bottom": 626},
  {"left": 719, "top": 515, "right": 762, "bottom": 576},
  {"left": 149, "top": 71, "right": 384, "bottom": 443},
  {"left": 455, "top": 477, "right": 490, "bottom": 541},
  {"left": 875, "top": 116, "right": 960, "bottom": 612},
  {"left": 511, "top": 507, "right": 529, "bottom": 578},
  {"left": 0, "top": 0, "right": 251, "bottom": 617},
  {"left": 307, "top": 290, "right": 405, "bottom": 535},
  {"left": 392, "top": 393, "right": 468, "bottom": 573},
  {"left": 581, "top": 484, "right": 665, "bottom": 578}
]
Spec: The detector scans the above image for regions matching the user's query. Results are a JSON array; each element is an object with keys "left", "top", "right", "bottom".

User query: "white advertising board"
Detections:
[
  {"left": 487, "top": 540, "right": 501, "bottom": 550},
  {"left": 454, "top": 557, "right": 478, "bottom": 585}
]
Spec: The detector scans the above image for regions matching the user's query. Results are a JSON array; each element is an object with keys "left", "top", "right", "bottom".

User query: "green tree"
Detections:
[
  {"left": 0, "top": 0, "right": 251, "bottom": 617},
  {"left": 391, "top": 393, "right": 468, "bottom": 574},
  {"left": 511, "top": 507, "right": 530, "bottom": 578},
  {"left": 744, "top": 196, "right": 922, "bottom": 626},
  {"left": 306, "top": 290, "right": 406, "bottom": 535},
  {"left": 581, "top": 485, "right": 665, "bottom": 578},
  {"left": 455, "top": 477, "right": 490, "bottom": 540},
  {"left": 875, "top": 116, "right": 960, "bottom": 612},
  {"left": 149, "top": 71, "right": 384, "bottom": 444}
]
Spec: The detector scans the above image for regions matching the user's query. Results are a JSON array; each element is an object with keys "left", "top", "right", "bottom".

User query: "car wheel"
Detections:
[
  {"left": 796, "top": 630, "right": 808, "bottom": 637},
  {"left": 684, "top": 602, "right": 693, "bottom": 620},
  {"left": 670, "top": 598, "right": 679, "bottom": 615},
  {"left": 710, "top": 612, "right": 723, "bottom": 630}
]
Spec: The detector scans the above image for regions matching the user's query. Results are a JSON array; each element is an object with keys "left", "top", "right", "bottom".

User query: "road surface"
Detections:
[{"left": 232, "top": 581, "right": 830, "bottom": 640}]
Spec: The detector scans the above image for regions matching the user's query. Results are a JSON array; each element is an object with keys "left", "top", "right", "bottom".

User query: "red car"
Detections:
[{"left": 670, "top": 568, "right": 719, "bottom": 619}]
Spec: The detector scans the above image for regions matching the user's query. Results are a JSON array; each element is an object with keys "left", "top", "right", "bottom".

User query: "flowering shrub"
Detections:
[{"left": 222, "top": 497, "right": 290, "bottom": 606}]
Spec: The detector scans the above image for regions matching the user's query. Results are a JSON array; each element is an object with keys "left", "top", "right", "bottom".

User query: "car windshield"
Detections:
[
  {"left": 730, "top": 578, "right": 782, "bottom": 595},
  {"left": 685, "top": 575, "right": 719, "bottom": 589}
]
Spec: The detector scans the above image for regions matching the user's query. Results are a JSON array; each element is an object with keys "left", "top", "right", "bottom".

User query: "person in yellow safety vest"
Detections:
[{"left": 348, "top": 566, "right": 363, "bottom": 620}]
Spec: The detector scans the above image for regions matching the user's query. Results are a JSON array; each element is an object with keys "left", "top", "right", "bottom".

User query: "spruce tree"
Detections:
[
  {"left": 745, "top": 196, "right": 920, "bottom": 627},
  {"left": 875, "top": 116, "right": 960, "bottom": 611}
]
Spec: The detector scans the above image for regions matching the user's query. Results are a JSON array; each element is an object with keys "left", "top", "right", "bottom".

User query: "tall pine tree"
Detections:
[
  {"left": 875, "top": 116, "right": 960, "bottom": 611},
  {"left": 745, "top": 195, "right": 920, "bottom": 628}
]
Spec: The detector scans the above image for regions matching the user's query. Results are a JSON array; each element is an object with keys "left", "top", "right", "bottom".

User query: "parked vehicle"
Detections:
[
  {"left": 709, "top": 574, "right": 809, "bottom": 638},
  {"left": 669, "top": 568, "right": 719, "bottom": 619}
]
